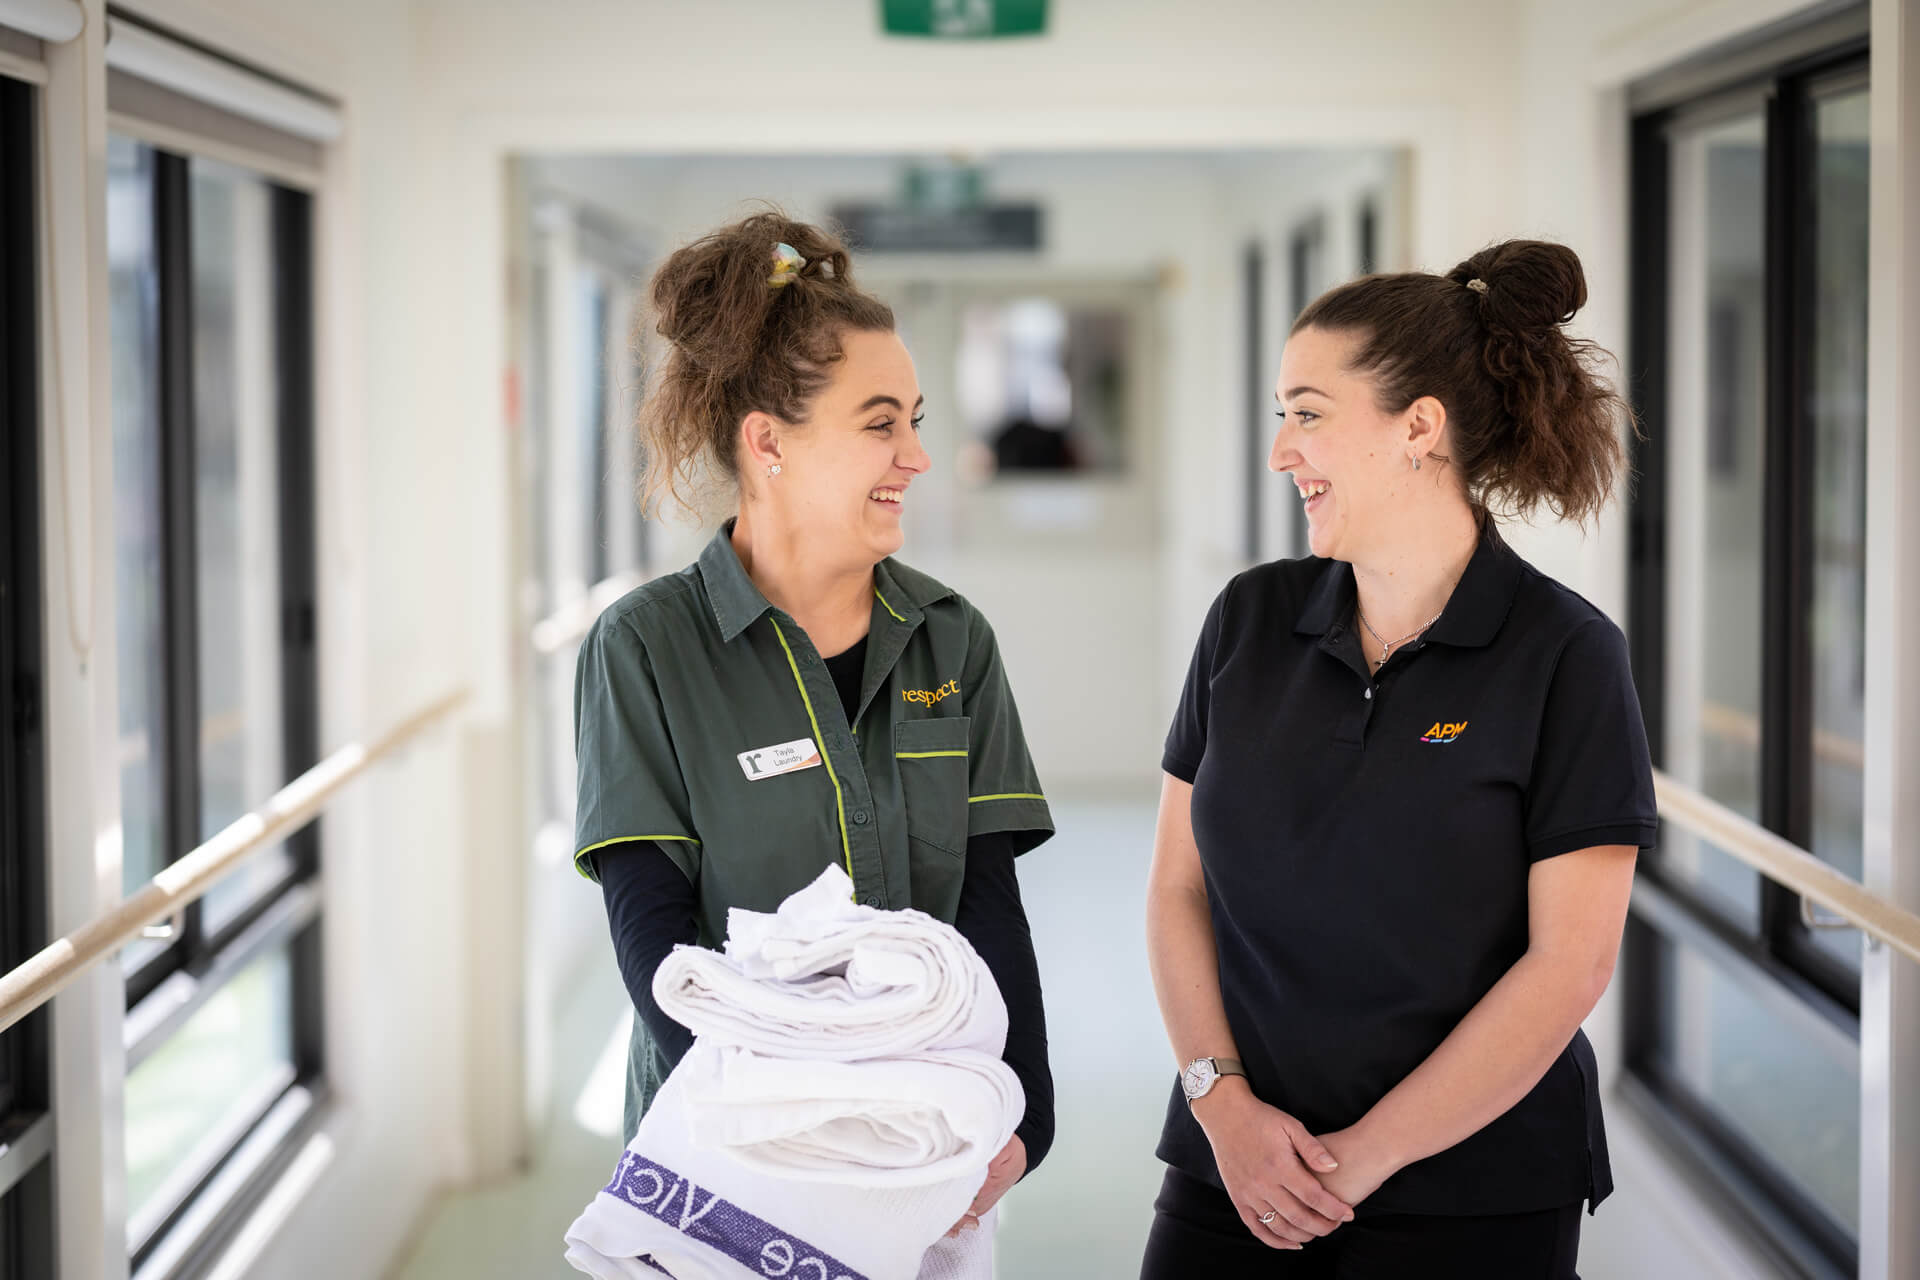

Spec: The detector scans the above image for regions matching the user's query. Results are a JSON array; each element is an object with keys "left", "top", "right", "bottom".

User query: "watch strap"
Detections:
[{"left": 1212, "top": 1057, "right": 1245, "bottom": 1079}]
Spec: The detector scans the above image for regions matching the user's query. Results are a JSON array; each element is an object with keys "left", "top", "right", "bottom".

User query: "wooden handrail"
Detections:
[
  {"left": 1653, "top": 768, "right": 1920, "bottom": 967},
  {"left": 0, "top": 687, "right": 470, "bottom": 1035},
  {"left": 530, "top": 571, "right": 646, "bottom": 656}
]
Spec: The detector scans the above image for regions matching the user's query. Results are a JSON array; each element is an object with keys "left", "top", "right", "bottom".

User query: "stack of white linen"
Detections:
[{"left": 564, "top": 865, "right": 1023, "bottom": 1280}]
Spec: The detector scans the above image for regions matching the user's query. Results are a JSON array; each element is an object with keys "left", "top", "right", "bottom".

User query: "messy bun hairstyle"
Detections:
[
  {"left": 1291, "top": 240, "right": 1632, "bottom": 525},
  {"left": 636, "top": 209, "right": 894, "bottom": 515}
]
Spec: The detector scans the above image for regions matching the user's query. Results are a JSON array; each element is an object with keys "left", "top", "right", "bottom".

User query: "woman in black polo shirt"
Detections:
[
  {"left": 573, "top": 212, "right": 1055, "bottom": 1239},
  {"left": 1143, "top": 241, "right": 1655, "bottom": 1278}
]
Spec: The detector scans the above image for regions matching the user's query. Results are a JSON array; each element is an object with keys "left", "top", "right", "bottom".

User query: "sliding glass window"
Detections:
[
  {"left": 106, "top": 131, "right": 322, "bottom": 1275},
  {"left": 0, "top": 69, "right": 54, "bottom": 1280},
  {"left": 1626, "top": 33, "right": 1868, "bottom": 1279}
]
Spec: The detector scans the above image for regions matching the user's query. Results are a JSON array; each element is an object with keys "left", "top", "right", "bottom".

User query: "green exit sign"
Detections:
[{"left": 881, "top": 0, "right": 1048, "bottom": 38}]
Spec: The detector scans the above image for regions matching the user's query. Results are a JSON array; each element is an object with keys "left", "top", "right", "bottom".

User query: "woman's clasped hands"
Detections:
[{"left": 1193, "top": 1080, "right": 1399, "bottom": 1251}]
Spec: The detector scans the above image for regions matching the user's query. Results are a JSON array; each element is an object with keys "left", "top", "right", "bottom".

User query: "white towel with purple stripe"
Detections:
[
  {"left": 562, "top": 1049, "right": 1013, "bottom": 1280},
  {"left": 563, "top": 866, "right": 1022, "bottom": 1280}
]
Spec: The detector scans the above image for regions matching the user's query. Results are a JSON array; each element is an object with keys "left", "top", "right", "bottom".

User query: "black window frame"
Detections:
[
  {"left": 1284, "top": 215, "right": 1326, "bottom": 559},
  {"left": 109, "top": 137, "right": 327, "bottom": 1278},
  {"left": 1241, "top": 240, "right": 1264, "bottom": 563},
  {"left": 1624, "top": 32, "right": 1870, "bottom": 1280},
  {"left": 0, "top": 68, "right": 55, "bottom": 1280}
]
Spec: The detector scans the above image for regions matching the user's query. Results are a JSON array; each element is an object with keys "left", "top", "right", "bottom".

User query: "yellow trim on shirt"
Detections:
[
  {"left": 968, "top": 793, "right": 1046, "bottom": 804},
  {"left": 572, "top": 834, "right": 701, "bottom": 880},
  {"left": 874, "top": 586, "right": 907, "bottom": 622},
  {"left": 896, "top": 750, "right": 968, "bottom": 760}
]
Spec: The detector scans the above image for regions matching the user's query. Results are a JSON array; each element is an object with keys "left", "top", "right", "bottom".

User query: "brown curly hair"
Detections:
[
  {"left": 635, "top": 209, "right": 895, "bottom": 516},
  {"left": 1291, "top": 239, "right": 1635, "bottom": 526}
]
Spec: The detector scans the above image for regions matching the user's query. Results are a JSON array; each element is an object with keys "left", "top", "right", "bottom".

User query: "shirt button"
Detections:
[
  {"left": 853, "top": 810, "right": 870, "bottom": 825},
  {"left": 863, "top": 895, "right": 881, "bottom": 908}
]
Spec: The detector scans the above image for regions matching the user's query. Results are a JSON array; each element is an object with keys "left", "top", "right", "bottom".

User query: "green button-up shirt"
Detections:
[{"left": 573, "top": 522, "right": 1053, "bottom": 1136}]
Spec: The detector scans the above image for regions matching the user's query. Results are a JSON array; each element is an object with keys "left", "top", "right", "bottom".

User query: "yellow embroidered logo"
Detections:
[
  {"left": 902, "top": 679, "right": 960, "bottom": 708},
  {"left": 1420, "top": 721, "right": 1468, "bottom": 745}
]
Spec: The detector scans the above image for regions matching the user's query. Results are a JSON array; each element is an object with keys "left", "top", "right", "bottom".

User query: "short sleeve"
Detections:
[
  {"left": 1163, "top": 581, "right": 1232, "bottom": 783},
  {"left": 572, "top": 610, "right": 701, "bottom": 884},
  {"left": 958, "top": 605, "right": 1054, "bottom": 855},
  {"left": 1524, "top": 618, "right": 1658, "bottom": 862}
]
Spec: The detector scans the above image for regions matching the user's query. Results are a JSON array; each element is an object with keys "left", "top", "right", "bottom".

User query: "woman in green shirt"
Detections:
[{"left": 573, "top": 212, "right": 1055, "bottom": 1236}]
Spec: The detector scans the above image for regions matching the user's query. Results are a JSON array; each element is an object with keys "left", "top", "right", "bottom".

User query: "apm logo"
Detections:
[{"left": 1420, "top": 720, "right": 1468, "bottom": 745}]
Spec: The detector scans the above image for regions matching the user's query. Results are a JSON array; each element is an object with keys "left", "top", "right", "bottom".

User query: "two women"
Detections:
[{"left": 575, "top": 213, "right": 1652, "bottom": 1276}]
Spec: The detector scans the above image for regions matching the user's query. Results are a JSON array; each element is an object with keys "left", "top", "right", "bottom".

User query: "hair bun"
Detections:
[
  {"left": 648, "top": 210, "right": 857, "bottom": 379},
  {"left": 1449, "top": 240, "right": 1587, "bottom": 332}
]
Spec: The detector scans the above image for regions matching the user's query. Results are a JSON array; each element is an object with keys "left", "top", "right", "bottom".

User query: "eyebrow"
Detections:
[
  {"left": 857, "top": 394, "right": 926, "bottom": 412},
  {"left": 1281, "top": 385, "right": 1331, "bottom": 402}
]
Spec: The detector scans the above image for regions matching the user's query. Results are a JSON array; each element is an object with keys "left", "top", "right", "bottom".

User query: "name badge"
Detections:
[{"left": 737, "top": 737, "right": 823, "bottom": 781}]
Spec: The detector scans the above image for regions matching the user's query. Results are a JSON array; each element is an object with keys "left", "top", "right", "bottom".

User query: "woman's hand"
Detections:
[
  {"left": 1312, "top": 1124, "right": 1400, "bottom": 1209},
  {"left": 945, "top": 1133, "right": 1027, "bottom": 1237},
  {"left": 1192, "top": 1082, "right": 1355, "bottom": 1249}
]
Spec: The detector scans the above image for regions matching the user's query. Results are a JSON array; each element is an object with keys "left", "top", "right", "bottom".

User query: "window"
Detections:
[
  {"left": 106, "top": 132, "right": 323, "bottom": 1273},
  {"left": 1625, "top": 32, "right": 1868, "bottom": 1278},
  {"left": 0, "top": 69, "right": 55, "bottom": 1280},
  {"left": 525, "top": 201, "right": 649, "bottom": 848},
  {"left": 955, "top": 297, "right": 1132, "bottom": 475},
  {"left": 1241, "top": 241, "right": 1265, "bottom": 562},
  {"left": 1356, "top": 198, "right": 1378, "bottom": 276}
]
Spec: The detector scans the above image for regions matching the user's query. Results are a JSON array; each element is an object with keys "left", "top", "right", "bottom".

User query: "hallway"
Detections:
[{"left": 5, "top": 4, "right": 1920, "bottom": 1280}]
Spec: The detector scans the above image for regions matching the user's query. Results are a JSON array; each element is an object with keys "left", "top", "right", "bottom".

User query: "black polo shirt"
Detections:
[{"left": 1158, "top": 528, "right": 1656, "bottom": 1217}]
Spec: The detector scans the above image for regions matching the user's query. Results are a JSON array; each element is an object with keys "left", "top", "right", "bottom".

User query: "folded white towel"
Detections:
[
  {"left": 653, "top": 866, "right": 1007, "bottom": 1061},
  {"left": 682, "top": 1042, "right": 1021, "bottom": 1186},
  {"left": 563, "top": 1060, "right": 1007, "bottom": 1280}
]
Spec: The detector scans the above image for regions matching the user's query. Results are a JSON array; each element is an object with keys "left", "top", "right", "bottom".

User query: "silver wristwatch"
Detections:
[{"left": 1180, "top": 1056, "right": 1246, "bottom": 1105}]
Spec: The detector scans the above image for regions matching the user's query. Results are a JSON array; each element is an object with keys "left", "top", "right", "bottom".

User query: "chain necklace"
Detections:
[{"left": 1356, "top": 602, "right": 1443, "bottom": 669}]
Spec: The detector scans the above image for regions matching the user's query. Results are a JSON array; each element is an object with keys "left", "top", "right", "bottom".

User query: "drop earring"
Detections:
[{"left": 1410, "top": 455, "right": 1422, "bottom": 472}]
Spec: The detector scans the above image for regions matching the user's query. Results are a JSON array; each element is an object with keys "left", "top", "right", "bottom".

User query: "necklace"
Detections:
[{"left": 1356, "top": 602, "right": 1443, "bottom": 668}]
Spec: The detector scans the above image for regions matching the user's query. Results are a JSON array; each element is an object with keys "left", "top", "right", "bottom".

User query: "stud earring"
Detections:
[{"left": 767, "top": 463, "right": 782, "bottom": 477}]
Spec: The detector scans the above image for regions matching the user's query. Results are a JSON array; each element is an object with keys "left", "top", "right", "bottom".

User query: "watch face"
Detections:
[{"left": 1182, "top": 1058, "right": 1217, "bottom": 1098}]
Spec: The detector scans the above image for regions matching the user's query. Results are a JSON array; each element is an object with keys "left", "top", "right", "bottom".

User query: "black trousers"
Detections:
[{"left": 1139, "top": 1167, "right": 1583, "bottom": 1280}]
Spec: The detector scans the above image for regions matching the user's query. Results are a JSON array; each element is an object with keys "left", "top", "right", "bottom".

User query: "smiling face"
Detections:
[
  {"left": 754, "top": 327, "right": 930, "bottom": 568},
  {"left": 1269, "top": 325, "right": 1430, "bottom": 564}
]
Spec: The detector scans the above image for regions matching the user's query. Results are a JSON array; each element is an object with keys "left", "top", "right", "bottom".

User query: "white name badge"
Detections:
[{"left": 737, "top": 737, "right": 823, "bottom": 781}]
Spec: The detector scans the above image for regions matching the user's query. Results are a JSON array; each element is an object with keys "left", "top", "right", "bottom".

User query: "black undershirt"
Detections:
[{"left": 596, "top": 634, "right": 1055, "bottom": 1174}]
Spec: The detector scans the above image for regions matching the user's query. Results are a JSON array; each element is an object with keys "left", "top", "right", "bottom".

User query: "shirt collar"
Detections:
[
  {"left": 1293, "top": 523, "right": 1523, "bottom": 649},
  {"left": 696, "top": 520, "right": 956, "bottom": 643},
  {"left": 698, "top": 520, "right": 775, "bottom": 643}
]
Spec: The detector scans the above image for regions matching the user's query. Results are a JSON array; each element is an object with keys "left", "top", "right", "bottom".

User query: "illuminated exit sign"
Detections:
[{"left": 881, "top": 0, "right": 1048, "bottom": 38}]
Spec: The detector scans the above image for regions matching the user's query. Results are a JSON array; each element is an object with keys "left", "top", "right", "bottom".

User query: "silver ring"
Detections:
[{"left": 1258, "top": 1209, "right": 1279, "bottom": 1225}]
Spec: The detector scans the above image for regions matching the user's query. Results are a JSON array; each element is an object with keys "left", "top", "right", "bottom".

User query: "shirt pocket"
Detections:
[{"left": 895, "top": 716, "right": 971, "bottom": 855}]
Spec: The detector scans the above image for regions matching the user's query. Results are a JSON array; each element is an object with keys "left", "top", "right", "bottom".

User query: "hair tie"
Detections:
[
  {"left": 1465, "top": 278, "right": 1489, "bottom": 294},
  {"left": 769, "top": 242, "right": 806, "bottom": 288}
]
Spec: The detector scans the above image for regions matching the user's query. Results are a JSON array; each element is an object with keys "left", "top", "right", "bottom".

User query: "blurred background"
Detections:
[{"left": 1, "top": 2, "right": 1916, "bottom": 1279}]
